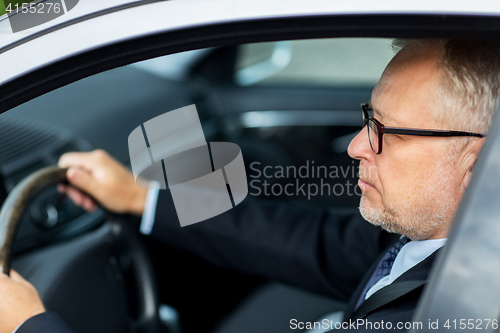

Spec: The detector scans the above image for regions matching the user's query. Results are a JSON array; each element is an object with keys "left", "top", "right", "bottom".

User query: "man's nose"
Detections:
[{"left": 348, "top": 126, "right": 373, "bottom": 161}]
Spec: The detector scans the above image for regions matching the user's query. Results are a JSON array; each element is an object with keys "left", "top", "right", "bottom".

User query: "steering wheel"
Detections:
[{"left": 0, "top": 166, "right": 162, "bottom": 333}]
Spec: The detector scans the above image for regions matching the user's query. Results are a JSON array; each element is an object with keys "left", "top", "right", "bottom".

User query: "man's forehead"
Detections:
[
  {"left": 369, "top": 83, "right": 395, "bottom": 123},
  {"left": 368, "top": 49, "right": 443, "bottom": 127}
]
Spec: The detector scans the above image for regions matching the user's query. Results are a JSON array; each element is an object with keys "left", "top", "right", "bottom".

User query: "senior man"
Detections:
[{"left": 0, "top": 39, "right": 496, "bottom": 333}]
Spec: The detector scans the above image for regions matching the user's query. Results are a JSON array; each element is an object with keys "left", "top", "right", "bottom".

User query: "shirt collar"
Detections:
[{"left": 389, "top": 238, "right": 447, "bottom": 283}]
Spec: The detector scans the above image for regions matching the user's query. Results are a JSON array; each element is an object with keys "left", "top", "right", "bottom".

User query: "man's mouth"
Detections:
[{"left": 358, "top": 178, "right": 375, "bottom": 190}]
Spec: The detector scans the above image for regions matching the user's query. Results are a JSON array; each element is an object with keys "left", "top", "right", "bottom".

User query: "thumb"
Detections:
[
  {"left": 9, "top": 270, "right": 31, "bottom": 288},
  {"left": 66, "top": 167, "right": 98, "bottom": 196}
]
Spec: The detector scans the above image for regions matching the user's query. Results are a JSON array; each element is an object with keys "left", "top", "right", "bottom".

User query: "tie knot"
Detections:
[
  {"left": 386, "top": 236, "right": 409, "bottom": 258},
  {"left": 394, "top": 236, "right": 410, "bottom": 250},
  {"left": 379, "top": 236, "right": 410, "bottom": 270}
]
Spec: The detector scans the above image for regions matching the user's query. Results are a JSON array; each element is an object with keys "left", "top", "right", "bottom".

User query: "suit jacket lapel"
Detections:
[
  {"left": 343, "top": 247, "right": 389, "bottom": 319},
  {"left": 345, "top": 247, "right": 440, "bottom": 320}
]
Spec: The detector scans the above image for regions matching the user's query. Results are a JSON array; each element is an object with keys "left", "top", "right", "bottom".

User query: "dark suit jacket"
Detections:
[
  {"left": 333, "top": 251, "right": 438, "bottom": 332},
  {"left": 16, "top": 312, "right": 76, "bottom": 333},
  {"left": 17, "top": 189, "right": 438, "bottom": 332}
]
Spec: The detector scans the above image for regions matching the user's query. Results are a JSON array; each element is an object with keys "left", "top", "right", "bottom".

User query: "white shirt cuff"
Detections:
[{"left": 140, "top": 181, "right": 160, "bottom": 235}]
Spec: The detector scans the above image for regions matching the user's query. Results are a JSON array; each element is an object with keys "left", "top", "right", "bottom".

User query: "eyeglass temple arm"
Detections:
[{"left": 383, "top": 128, "right": 485, "bottom": 138}]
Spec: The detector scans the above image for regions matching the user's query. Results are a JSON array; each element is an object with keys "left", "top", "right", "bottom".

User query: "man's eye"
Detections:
[{"left": 385, "top": 134, "right": 402, "bottom": 144}]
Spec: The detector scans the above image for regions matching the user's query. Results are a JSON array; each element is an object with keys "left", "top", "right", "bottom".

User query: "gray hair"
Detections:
[{"left": 392, "top": 39, "right": 500, "bottom": 136}]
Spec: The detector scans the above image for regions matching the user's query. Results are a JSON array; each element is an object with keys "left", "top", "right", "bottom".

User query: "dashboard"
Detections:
[
  {"left": 0, "top": 115, "right": 105, "bottom": 254},
  {"left": 0, "top": 64, "right": 186, "bottom": 255},
  {"left": 0, "top": 99, "right": 145, "bottom": 333}
]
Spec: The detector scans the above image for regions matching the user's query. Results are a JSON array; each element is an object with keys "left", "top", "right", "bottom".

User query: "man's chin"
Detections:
[
  {"left": 358, "top": 196, "right": 410, "bottom": 237},
  {"left": 359, "top": 196, "right": 385, "bottom": 227},
  {"left": 358, "top": 196, "right": 444, "bottom": 241},
  {"left": 358, "top": 196, "right": 385, "bottom": 221}
]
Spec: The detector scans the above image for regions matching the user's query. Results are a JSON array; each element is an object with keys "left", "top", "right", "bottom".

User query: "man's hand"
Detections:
[
  {"left": 58, "top": 149, "right": 148, "bottom": 216},
  {"left": 0, "top": 270, "right": 45, "bottom": 333}
]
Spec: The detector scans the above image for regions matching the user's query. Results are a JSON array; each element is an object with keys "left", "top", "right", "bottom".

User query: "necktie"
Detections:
[{"left": 354, "top": 236, "right": 410, "bottom": 310}]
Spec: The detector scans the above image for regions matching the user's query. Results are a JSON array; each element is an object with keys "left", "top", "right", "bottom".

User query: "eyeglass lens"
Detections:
[{"left": 368, "top": 119, "right": 379, "bottom": 153}]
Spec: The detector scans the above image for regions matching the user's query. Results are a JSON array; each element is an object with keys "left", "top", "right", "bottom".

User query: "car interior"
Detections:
[
  {"left": 3, "top": 14, "right": 500, "bottom": 331},
  {"left": 0, "top": 37, "right": 395, "bottom": 333}
]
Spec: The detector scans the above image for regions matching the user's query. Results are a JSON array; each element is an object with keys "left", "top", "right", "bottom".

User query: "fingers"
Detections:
[
  {"left": 9, "top": 270, "right": 23, "bottom": 281},
  {"left": 58, "top": 150, "right": 109, "bottom": 212},
  {"left": 58, "top": 149, "right": 109, "bottom": 170},
  {"left": 9, "top": 270, "right": 31, "bottom": 288},
  {"left": 64, "top": 185, "right": 85, "bottom": 205},
  {"left": 66, "top": 167, "right": 98, "bottom": 196},
  {"left": 58, "top": 185, "right": 97, "bottom": 212},
  {"left": 58, "top": 151, "right": 95, "bottom": 171},
  {"left": 83, "top": 197, "right": 97, "bottom": 212},
  {"left": 3, "top": 270, "right": 34, "bottom": 291},
  {"left": 57, "top": 149, "right": 140, "bottom": 214}
]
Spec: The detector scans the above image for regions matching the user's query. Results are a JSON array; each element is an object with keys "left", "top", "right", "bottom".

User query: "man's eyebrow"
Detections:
[{"left": 367, "top": 101, "right": 385, "bottom": 120}]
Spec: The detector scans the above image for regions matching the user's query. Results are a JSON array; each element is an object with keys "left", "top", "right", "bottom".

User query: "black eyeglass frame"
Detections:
[{"left": 361, "top": 104, "right": 486, "bottom": 154}]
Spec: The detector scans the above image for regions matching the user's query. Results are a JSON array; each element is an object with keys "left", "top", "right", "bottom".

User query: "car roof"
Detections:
[
  {"left": 2, "top": 0, "right": 500, "bottom": 45},
  {"left": 0, "top": 0, "right": 143, "bottom": 45},
  {"left": 2, "top": 0, "right": 500, "bottom": 87}
]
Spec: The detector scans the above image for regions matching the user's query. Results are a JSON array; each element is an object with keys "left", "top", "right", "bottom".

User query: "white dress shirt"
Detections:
[{"left": 140, "top": 183, "right": 161, "bottom": 235}]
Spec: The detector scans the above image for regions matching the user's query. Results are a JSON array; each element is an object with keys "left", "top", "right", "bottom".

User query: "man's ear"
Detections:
[{"left": 462, "top": 137, "right": 487, "bottom": 190}]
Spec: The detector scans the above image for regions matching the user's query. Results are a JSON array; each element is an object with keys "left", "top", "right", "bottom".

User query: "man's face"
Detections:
[{"left": 348, "top": 47, "right": 465, "bottom": 241}]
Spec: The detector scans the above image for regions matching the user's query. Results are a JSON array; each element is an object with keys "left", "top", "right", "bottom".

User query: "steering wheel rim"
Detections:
[
  {"left": 0, "top": 166, "right": 162, "bottom": 333},
  {"left": 0, "top": 166, "right": 67, "bottom": 275}
]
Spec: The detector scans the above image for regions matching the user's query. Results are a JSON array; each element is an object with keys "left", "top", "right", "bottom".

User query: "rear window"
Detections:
[{"left": 235, "top": 38, "right": 394, "bottom": 87}]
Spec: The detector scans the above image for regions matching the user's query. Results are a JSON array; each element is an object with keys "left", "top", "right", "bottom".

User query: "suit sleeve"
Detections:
[
  {"left": 15, "top": 312, "right": 76, "bottom": 333},
  {"left": 148, "top": 189, "right": 397, "bottom": 302}
]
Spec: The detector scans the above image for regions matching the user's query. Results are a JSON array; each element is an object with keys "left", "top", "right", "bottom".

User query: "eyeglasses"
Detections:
[{"left": 361, "top": 104, "right": 485, "bottom": 154}]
